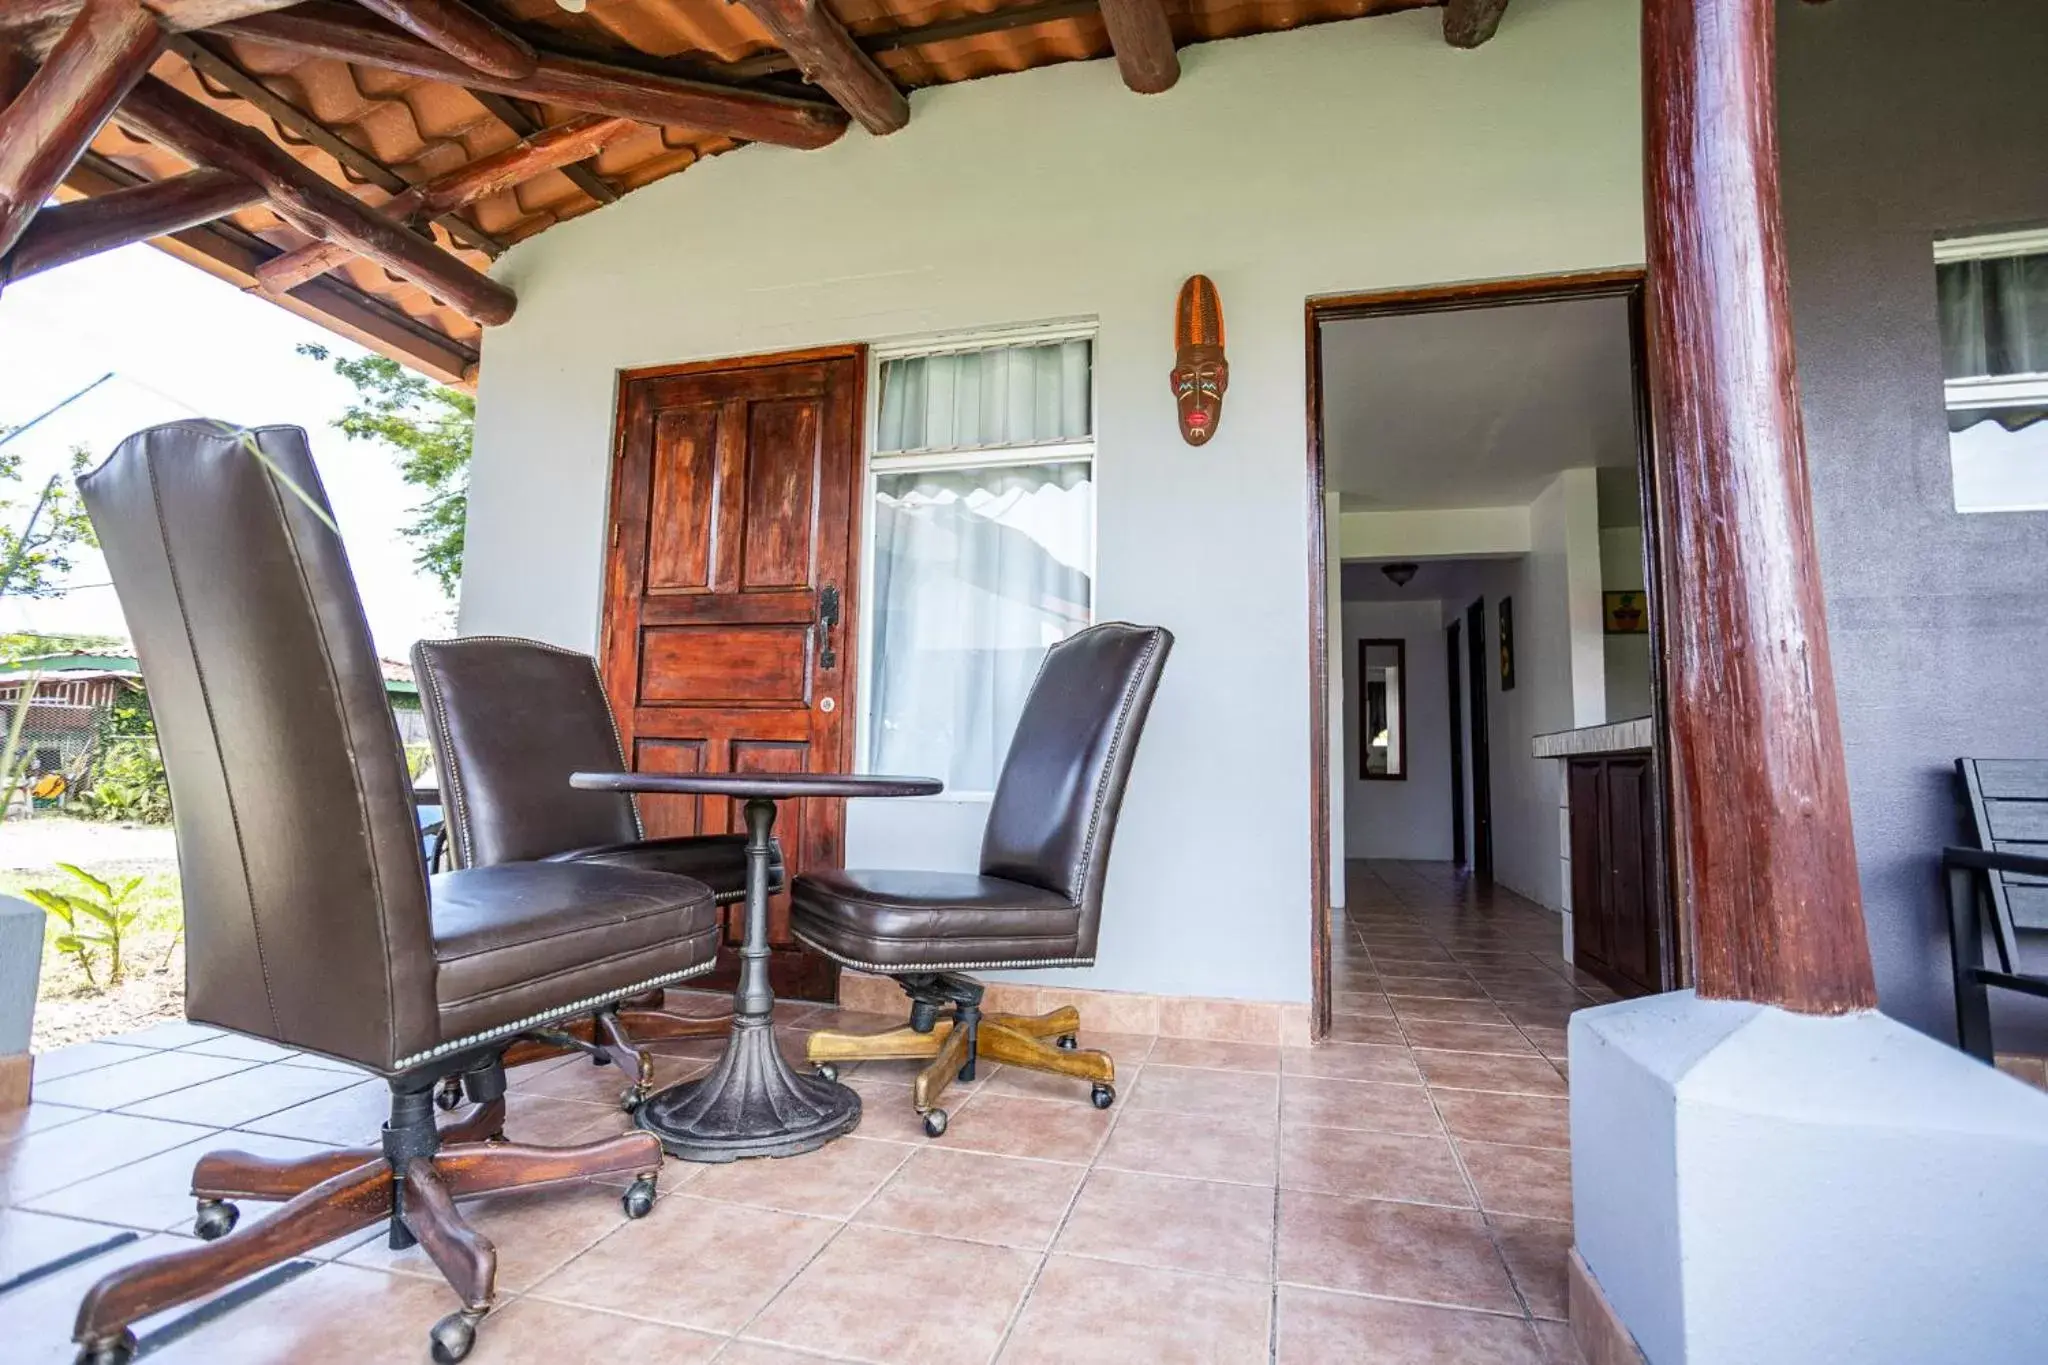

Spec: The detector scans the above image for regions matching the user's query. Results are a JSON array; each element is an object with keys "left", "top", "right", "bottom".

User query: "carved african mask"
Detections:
[{"left": 1171, "top": 275, "right": 1228, "bottom": 446}]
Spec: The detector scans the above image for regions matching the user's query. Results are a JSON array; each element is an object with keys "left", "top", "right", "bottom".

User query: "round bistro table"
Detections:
[{"left": 569, "top": 770, "right": 942, "bottom": 1161}]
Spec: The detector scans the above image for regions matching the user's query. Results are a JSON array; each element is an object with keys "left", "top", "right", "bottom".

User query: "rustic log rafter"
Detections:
[
  {"left": 256, "top": 113, "right": 636, "bottom": 294},
  {"left": 115, "top": 74, "right": 518, "bottom": 324},
  {"left": 1097, "top": 0, "right": 1178, "bottom": 94},
  {"left": 1442, "top": 0, "right": 1512, "bottom": 49},
  {"left": 2, "top": 165, "right": 262, "bottom": 281},
  {"left": 0, "top": 0, "right": 165, "bottom": 260},
  {"left": 351, "top": 0, "right": 535, "bottom": 81},
  {"left": 736, "top": 0, "right": 907, "bottom": 136},
  {"left": 727, "top": 0, "right": 1099, "bottom": 80},
  {"left": 466, "top": 88, "right": 618, "bottom": 207}
]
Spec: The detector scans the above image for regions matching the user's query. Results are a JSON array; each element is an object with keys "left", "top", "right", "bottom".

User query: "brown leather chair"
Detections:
[
  {"left": 800, "top": 622, "right": 1171, "bottom": 1135},
  {"left": 410, "top": 635, "right": 788, "bottom": 1106},
  {"left": 68, "top": 422, "right": 720, "bottom": 1365}
]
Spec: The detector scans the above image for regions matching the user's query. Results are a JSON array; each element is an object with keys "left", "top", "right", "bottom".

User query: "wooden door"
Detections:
[
  {"left": 1568, "top": 760, "right": 1609, "bottom": 971},
  {"left": 602, "top": 348, "right": 865, "bottom": 1002},
  {"left": 1464, "top": 600, "right": 1494, "bottom": 884},
  {"left": 1446, "top": 621, "right": 1466, "bottom": 867}
]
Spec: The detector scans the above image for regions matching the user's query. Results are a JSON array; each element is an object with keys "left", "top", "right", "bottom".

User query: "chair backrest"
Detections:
[
  {"left": 410, "top": 636, "right": 641, "bottom": 867},
  {"left": 980, "top": 622, "right": 1172, "bottom": 956},
  {"left": 80, "top": 422, "right": 438, "bottom": 1070},
  {"left": 1958, "top": 758, "right": 2048, "bottom": 971}
]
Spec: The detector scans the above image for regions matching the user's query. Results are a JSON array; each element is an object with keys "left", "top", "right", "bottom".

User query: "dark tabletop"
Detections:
[{"left": 570, "top": 771, "right": 942, "bottom": 800}]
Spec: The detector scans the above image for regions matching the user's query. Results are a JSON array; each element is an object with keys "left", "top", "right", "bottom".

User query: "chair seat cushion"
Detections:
[
  {"left": 545, "top": 833, "right": 785, "bottom": 903},
  {"left": 430, "top": 861, "right": 720, "bottom": 1041},
  {"left": 790, "top": 869, "right": 1083, "bottom": 970}
]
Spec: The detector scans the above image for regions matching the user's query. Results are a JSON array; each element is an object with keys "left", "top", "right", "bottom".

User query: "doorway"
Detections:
[
  {"left": 601, "top": 346, "right": 867, "bottom": 1002},
  {"left": 1306, "top": 270, "right": 1676, "bottom": 1036}
]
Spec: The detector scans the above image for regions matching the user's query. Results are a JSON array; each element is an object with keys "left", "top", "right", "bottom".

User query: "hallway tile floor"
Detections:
[{"left": 2, "top": 861, "right": 1599, "bottom": 1363}]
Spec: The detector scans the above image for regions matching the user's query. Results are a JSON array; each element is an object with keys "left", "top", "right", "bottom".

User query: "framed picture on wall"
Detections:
[
  {"left": 1499, "top": 597, "right": 1516, "bottom": 691},
  {"left": 1604, "top": 590, "right": 1650, "bottom": 634}
]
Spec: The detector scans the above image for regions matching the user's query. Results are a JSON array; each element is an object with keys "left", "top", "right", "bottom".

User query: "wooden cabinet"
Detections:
[{"left": 1569, "top": 754, "right": 1670, "bottom": 997}]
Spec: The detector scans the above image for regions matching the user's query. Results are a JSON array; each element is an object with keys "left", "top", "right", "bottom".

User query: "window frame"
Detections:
[
  {"left": 1933, "top": 230, "right": 2048, "bottom": 513},
  {"left": 855, "top": 319, "right": 1101, "bottom": 796}
]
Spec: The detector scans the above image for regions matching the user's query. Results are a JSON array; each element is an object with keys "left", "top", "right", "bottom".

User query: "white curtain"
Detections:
[
  {"left": 1940, "top": 254, "right": 2048, "bottom": 381},
  {"left": 867, "top": 462, "right": 1093, "bottom": 790},
  {"left": 877, "top": 340, "right": 1091, "bottom": 453}
]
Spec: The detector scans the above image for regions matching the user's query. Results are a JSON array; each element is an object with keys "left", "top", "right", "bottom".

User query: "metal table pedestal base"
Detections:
[{"left": 634, "top": 1017, "right": 861, "bottom": 1162}]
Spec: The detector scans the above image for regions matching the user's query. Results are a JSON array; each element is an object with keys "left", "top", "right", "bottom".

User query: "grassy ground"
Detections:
[{"left": 6, "top": 860, "right": 186, "bottom": 1051}]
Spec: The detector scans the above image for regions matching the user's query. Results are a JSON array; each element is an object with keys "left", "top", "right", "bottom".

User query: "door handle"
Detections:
[{"left": 815, "top": 584, "right": 841, "bottom": 671}]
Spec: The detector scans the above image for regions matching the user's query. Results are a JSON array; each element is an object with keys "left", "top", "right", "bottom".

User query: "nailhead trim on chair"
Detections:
[
  {"left": 792, "top": 928, "right": 1093, "bottom": 974},
  {"left": 391, "top": 959, "right": 715, "bottom": 1069}
]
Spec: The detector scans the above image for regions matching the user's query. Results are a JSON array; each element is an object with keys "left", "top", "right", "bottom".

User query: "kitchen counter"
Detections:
[{"left": 1531, "top": 716, "right": 1654, "bottom": 760}]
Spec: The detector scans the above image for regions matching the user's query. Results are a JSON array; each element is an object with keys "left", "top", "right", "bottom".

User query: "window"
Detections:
[
  {"left": 862, "top": 327, "right": 1096, "bottom": 793},
  {"left": 1936, "top": 230, "right": 2048, "bottom": 513}
]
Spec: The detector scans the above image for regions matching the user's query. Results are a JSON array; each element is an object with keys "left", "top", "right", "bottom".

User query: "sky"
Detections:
[{"left": 0, "top": 242, "right": 457, "bottom": 658}]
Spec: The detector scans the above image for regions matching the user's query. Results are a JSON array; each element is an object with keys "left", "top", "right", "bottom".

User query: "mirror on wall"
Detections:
[{"left": 1360, "top": 638, "right": 1406, "bottom": 780}]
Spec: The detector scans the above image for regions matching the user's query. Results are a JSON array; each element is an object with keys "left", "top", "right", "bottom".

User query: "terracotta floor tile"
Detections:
[
  {"left": 1280, "top": 1124, "right": 1473, "bottom": 1207},
  {"left": 747, "top": 1223, "right": 1036, "bottom": 1364},
  {"left": 934, "top": 1092, "right": 1114, "bottom": 1164},
  {"left": 31, "top": 1050, "right": 256, "bottom": 1111},
  {"left": 1124, "top": 1065, "right": 1278, "bottom": 1124},
  {"left": 1400, "top": 1021, "right": 1540, "bottom": 1057},
  {"left": 1432, "top": 1090, "right": 1570, "bottom": 1150},
  {"left": 498, "top": 1094, "right": 635, "bottom": 1147},
  {"left": 24, "top": 1130, "right": 332, "bottom": 1233},
  {"left": 838, "top": 1078, "right": 945, "bottom": 1145},
  {"left": 1281, "top": 1043, "right": 1422, "bottom": 1086},
  {"left": 175, "top": 1034, "right": 300, "bottom": 1064},
  {"left": 1534, "top": 1317, "right": 1589, "bottom": 1363},
  {"left": 342, "top": 1178, "right": 656, "bottom": 1292},
  {"left": 24, "top": 1042, "right": 152, "bottom": 1084},
  {"left": 1331, "top": 991, "right": 1394, "bottom": 1018},
  {"left": 715, "top": 1342, "right": 864, "bottom": 1365},
  {"left": 529, "top": 1196, "right": 835, "bottom": 1333},
  {"left": 237, "top": 1079, "right": 392, "bottom": 1145},
  {"left": 1145, "top": 1038, "right": 1281, "bottom": 1073},
  {"left": 145, "top": 1260, "right": 470, "bottom": 1365},
  {"left": 1392, "top": 998, "right": 1513, "bottom": 1025},
  {"left": 1280, "top": 1075, "right": 1442, "bottom": 1137},
  {"left": 0, "top": 1102, "right": 92, "bottom": 1145},
  {"left": 0, "top": 1207, "right": 130, "bottom": 1285},
  {"left": 1094, "top": 1107, "right": 1277, "bottom": 1186},
  {"left": 460, "top": 1297, "right": 726, "bottom": 1363},
  {"left": 1493, "top": 1213, "right": 1572, "bottom": 1319},
  {"left": 1277, "top": 1189, "right": 1518, "bottom": 1312},
  {"left": 1458, "top": 1141, "right": 1573, "bottom": 1221},
  {"left": 1386, "top": 981, "right": 1492, "bottom": 1003},
  {"left": 1055, "top": 1168, "right": 1274, "bottom": 1281},
  {"left": 1416, "top": 1051, "right": 1567, "bottom": 1097},
  {"left": 107, "top": 1021, "right": 223, "bottom": 1049},
  {"left": 1327, "top": 1014, "right": 1407, "bottom": 1045},
  {"left": 1501, "top": 1004, "right": 1580, "bottom": 1031},
  {"left": 0, "top": 1111, "right": 214, "bottom": 1204},
  {"left": 978, "top": 1061, "right": 1138, "bottom": 1106},
  {"left": 856, "top": 1146, "right": 1083, "bottom": 1249},
  {"left": 1276, "top": 1285, "right": 1547, "bottom": 1364},
  {"left": 996, "top": 1253, "right": 1270, "bottom": 1365},
  {"left": 119, "top": 1060, "right": 359, "bottom": 1128},
  {"left": 688, "top": 1135, "right": 911, "bottom": 1218}
]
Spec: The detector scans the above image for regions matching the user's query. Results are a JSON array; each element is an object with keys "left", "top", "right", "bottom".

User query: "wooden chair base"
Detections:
[
  {"left": 71, "top": 1091, "right": 662, "bottom": 1365},
  {"left": 497, "top": 991, "right": 733, "bottom": 1110},
  {"left": 807, "top": 1003, "right": 1115, "bottom": 1133}
]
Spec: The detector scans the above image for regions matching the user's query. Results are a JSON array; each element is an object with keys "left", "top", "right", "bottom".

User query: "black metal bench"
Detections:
[{"left": 1945, "top": 759, "right": 2048, "bottom": 1060}]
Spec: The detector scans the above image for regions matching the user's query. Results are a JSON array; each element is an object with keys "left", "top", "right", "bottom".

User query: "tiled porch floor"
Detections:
[{"left": 2, "top": 861, "right": 1599, "bottom": 1363}]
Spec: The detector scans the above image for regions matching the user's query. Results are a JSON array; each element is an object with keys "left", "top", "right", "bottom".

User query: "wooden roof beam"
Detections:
[
  {"left": 736, "top": 0, "right": 907, "bottom": 136},
  {"left": 255, "top": 113, "right": 637, "bottom": 294},
  {"left": 0, "top": 1, "right": 298, "bottom": 46},
  {"left": 1443, "top": 0, "right": 1511, "bottom": 49},
  {"left": 0, "top": 0, "right": 165, "bottom": 260},
  {"left": 212, "top": 3, "right": 847, "bottom": 151},
  {"left": 3, "top": 166, "right": 262, "bottom": 282},
  {"left": 1098, "top": 0, "right": 1178, "bottom": 94},
  {"left": 116, "top": 73, "right": 518, "bottom": 325},
  {"left": 350, "top": 0, "right": 536, "bottom": 82}
]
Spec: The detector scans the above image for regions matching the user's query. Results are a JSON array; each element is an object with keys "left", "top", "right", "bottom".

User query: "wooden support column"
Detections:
[
  {"left": 1097, "top": 0, "right": 1178, "bottom": 94},
  {"left": 0, "top": 0, "right": 165, "bottom": 259},
  {"left": 737, "top": 0, "right": 908, "bottom": 136},
  {"left": 116, "top": 75, "right": 517, "bottom": 325},
  {"left": 3, "top": 167, "right": 260, "bottom": 281},
  {"left": 1443, "top": 0, "right": 1512, "bottom": 49},
  {"left": 1642, "top": 0, "right": 1876, "bottom": 1013}
]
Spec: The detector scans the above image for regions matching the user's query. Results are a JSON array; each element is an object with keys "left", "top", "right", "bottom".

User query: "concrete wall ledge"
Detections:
[{"left": 1570, "top": 991, "right": 2048, "bottom": 1364}]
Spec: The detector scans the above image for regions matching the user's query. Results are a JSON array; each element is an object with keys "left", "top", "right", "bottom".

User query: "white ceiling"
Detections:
[{"left": 1321, "top": 295, "right": 1640, "bottom": 510}]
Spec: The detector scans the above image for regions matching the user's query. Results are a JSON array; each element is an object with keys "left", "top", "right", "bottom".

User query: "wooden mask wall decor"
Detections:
[{"left": 1171, "top": 275, "right": 1228, "bottom": 446}]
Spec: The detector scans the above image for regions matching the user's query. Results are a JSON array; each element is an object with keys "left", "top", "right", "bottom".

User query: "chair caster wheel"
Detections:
[
  {"left": 74, "top": 1330, "right": 136, "bottom": 1365},
  {"left": 193, "top": 1198, "right": 239, "bottom": 1241},
  {"left": 622, "top": 1174, "right": 658, "bottom": 1219},
  {"left": 429, "top": 1309, "right": 483, "bottom": 1364},
  {"left": 1091, "top": 1083, "right": 1115, "bottom": 1109},
  {"left": 620, "top": 1088, "right": 646, "bottom": 1114},
  {"left": 814, "top": 1063, "right": 838, "bottom": 1082},
  {"left": 922, "top": 1108, "right": 948, "bottom": 1138},
  {"left": 434, "top": 1077, "right": 463, "bottom": 1112},
  {"left": 1056, "top": 1034, "right": 1078, "bottom": 1050}
]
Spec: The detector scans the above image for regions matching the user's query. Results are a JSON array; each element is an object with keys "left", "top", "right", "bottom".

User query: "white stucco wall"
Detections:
[
  {"left": 1601, "top": 524, "right": 1653, "bottom": 721},
  {"left": 1342, "top": 599, "right": 1453, "bottom": 861},
  {"left": 462, "top": 0, "right": 1644, "bottom": 1003}
]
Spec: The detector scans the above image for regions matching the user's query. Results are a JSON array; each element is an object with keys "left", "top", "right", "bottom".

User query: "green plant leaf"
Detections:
[
  {"left": 57, "top": 862, "right": 114, "bottom": 900},
  {"left": 24, "top": 887, "right": 75, "bottom": 924},
  {"left": 53, "top": 933, "right": 84, "bottom": 953}
]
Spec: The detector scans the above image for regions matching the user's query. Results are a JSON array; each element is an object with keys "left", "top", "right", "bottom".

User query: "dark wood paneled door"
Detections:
[
  {"left": 602, "top": 348, "right": 866, "bottom": 1002},
  {"left": 1464, "top": 599, "right": 1494, "bottom": 884}
]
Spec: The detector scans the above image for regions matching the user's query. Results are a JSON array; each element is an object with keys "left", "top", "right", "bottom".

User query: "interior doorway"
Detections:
[{"left": 1305, "top": 271, "right": 1677, "bottom": 1036}]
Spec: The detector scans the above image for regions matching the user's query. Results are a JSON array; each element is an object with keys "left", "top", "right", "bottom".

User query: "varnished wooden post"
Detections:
[{"left": 1643, "top": 0, "right": 1876, "bottom": 1013}]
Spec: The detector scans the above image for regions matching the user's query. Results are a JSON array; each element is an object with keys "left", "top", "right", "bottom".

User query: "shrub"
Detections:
[{"left": 80, "top": 735, "right": 172, "bottom": 825}]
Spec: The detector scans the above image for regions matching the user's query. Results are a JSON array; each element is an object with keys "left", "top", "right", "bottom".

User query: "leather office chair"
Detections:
[
  {"left": 411, "top": 635, "right": 788, "bottom": 1109},
  {"left": 800, "top": 622, "right": 1171, "bottom": 1135},
  {"left": 68, "top": 422, "right": 720, "bottom": 1365}
]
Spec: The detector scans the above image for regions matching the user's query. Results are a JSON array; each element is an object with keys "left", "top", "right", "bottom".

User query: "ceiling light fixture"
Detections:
[{"left": 1381, "top": 563, "right": 1419, "bottom": 589}]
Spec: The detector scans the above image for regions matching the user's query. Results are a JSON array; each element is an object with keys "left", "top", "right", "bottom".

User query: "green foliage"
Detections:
[
  {"left": 0, "top": 446, "right": 97, "bottom": 599},
  {"left": 300, "top": 343, "right": 471, "bottom": 597},
  {"left": 25, "top": 863, "right": 150, "bottom": 990},
  {"left": 403, "top": 741, "right": 434, "bottom": 780},
  {"left": 79, "top": 735, "right": 172, "bottom": 825}
]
